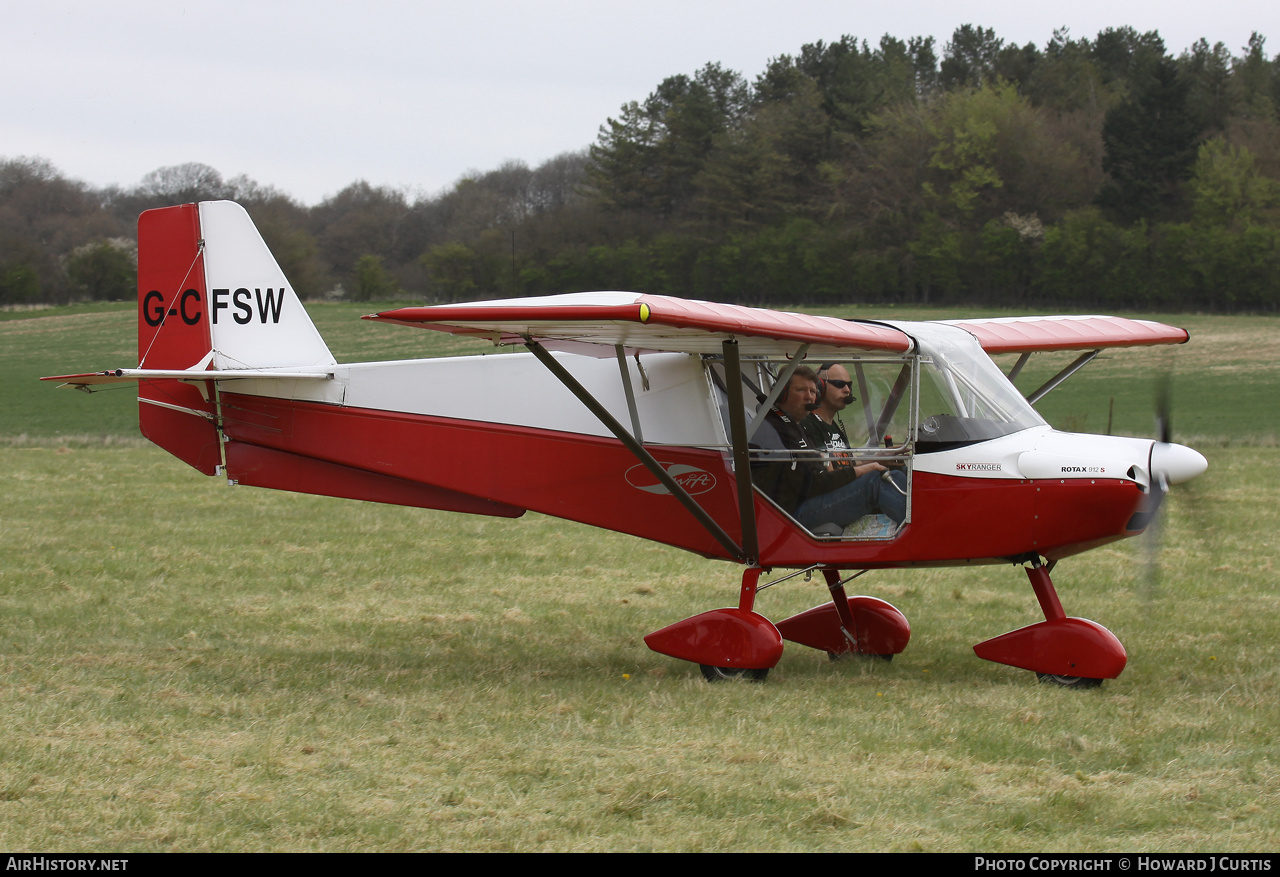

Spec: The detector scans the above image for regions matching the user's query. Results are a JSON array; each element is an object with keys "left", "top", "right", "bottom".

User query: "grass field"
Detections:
[{"left": 1, "top": 303, "right": 1278, "bottom": 851}]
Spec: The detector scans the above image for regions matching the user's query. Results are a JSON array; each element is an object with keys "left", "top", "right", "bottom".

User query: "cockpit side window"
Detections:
[{"left": 706, "top": 355, "right": 913, "bottom": 540}]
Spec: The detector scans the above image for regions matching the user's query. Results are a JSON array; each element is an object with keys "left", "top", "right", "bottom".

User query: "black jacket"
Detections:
[{"left": 750, "top": 408, "right": 861, "bottom": 513}]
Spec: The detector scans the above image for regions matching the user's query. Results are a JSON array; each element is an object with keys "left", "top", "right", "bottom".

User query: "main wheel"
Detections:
[
  {"left": 1036, "top": 673, "right": 1103, "bottom": 689},
  {"left": 828, "top": 651, "right": 893, "bottom": 662},
  {"left": 700, "top": 664, "right": 769, "bottom": 683}
]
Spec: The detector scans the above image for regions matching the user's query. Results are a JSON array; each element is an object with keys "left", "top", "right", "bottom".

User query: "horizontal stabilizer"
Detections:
[{"left": 42, "top": 368, "right": 334, "bottom": 388}]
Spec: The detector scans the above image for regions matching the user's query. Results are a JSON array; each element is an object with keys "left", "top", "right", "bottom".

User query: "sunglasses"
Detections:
[{"left": 825, "top": 380, "right": 853, "bottom": 389}]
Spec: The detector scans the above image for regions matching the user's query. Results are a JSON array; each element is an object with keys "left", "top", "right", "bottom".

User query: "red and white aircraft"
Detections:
[{"left": 46, "top": 201, "right": 1208, "bottom": 685}]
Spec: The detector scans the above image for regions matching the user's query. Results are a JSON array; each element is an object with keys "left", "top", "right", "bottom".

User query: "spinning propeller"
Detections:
[
  {"left": 1143, "top": 373, "right": 1208, "bottom": 586},
  {"left": 1147, "top": 374, "right": 1207, "bottom": 490}
]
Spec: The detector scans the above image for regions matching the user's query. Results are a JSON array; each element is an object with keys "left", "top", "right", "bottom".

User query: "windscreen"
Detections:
[{"left": 903, "top": 323, "right": 1045, "bottom": 452}]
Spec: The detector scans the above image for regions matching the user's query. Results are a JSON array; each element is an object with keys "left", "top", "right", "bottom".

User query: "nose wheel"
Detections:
[
  {"left": 1037, "top": 673, "right": 1103, "bottom": 689},
  {"left": 700, "top": 665, "right": 770, "bottom": 683}
]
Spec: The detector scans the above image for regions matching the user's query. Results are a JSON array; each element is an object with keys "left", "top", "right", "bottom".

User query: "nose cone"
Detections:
[{"left": 1150, "top": 442, "right": 1208, "bottom": 485}]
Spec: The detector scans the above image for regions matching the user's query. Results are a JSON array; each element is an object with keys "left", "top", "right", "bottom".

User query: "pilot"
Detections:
[
  {"left": 804, "top": 362, "right": 855, "bottom": 460},
  {"left": 751, "top": 367, "right": 906, "bottom": 532}
]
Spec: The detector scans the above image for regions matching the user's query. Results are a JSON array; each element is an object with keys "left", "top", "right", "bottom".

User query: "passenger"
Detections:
[{"left": 751, "top": 367, "right": 907, "bottom": 533}]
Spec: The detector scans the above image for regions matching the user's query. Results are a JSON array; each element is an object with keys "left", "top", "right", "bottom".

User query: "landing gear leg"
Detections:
[
  {"left": 774, "top": 568, "right": 910, "bottom": 661},
  {"left": 972, "top": 560, "right": 1126, "bottom": 686},
  {"left": 644, "top": 567, "right": 783, "bottom": 681},
  {"left": 823, "top": 569, "right": 862, "bottom": 654}
]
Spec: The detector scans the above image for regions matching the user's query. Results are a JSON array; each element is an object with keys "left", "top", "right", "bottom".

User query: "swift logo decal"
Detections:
[{"left": 625, "top": 463, "right": 717, "bottom": 496}]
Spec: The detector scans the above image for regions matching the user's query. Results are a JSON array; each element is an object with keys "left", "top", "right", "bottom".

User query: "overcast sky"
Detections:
[{"left": 5, "top": 1, "right": 1276, "bottom": 205}]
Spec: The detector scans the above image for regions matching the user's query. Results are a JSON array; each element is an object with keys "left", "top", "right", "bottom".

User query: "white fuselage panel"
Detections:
[
  {"left": 913, "top": 426, "right": 1156, "bottom": 483},
  {"left": 226, "top": 351, "right": 727, "bottom": 448}
]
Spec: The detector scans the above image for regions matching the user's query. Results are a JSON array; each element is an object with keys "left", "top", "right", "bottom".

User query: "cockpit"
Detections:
[{"left": 708, "top": 322, "right": 1046, "bottom": 541}]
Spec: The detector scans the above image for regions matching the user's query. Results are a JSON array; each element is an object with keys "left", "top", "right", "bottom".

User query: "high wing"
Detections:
[
  {"left": 366, "top": 291, "right": 913, "bottom": 358},
  {"left": 936, "top": 314, "right": 1190, "bottom": 405},
  {"left": 368, "top": 294, "right": 1190, "bottom": 359},
  {"left": 940, "top": 315, "right": 1189, "bottom": 354}
]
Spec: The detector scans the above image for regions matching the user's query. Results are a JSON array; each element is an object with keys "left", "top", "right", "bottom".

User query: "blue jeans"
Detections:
[{"left": 795, "top": 469, "right": 907, "bottom": 530}]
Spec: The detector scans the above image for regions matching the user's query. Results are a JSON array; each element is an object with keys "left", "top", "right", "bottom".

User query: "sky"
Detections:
[{"left": 5, "top": 0, "right": 1277, "bottom": 205}]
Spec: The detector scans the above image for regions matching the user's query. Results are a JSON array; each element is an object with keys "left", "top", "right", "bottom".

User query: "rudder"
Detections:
[{"left": 137, "top": 204, "right": 220, "bottom": 473}]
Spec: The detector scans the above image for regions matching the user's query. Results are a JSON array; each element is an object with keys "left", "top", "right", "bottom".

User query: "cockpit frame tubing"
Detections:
[
  {"left": 853, "top": 362, "right": 878, "bottom": 445},
  {"left": 523, "top": 338, "right": 746, "bottom": 563},
  {"left": 876, "top": 361, "right": 915, "bottom": 445},
  {"left": 722, "top": 339, "right": 761, "bottom": 564},
  {"left": 745, "top": 344, "right": 810, "bottom": 440}
]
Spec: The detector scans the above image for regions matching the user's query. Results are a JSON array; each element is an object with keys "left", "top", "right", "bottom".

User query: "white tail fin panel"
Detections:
[{"left": 197, "top": 201, "right": 335, "bottom": 370}]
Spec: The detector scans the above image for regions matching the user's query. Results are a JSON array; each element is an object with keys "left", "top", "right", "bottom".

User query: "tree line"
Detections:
[{"left": 3, "top": 24, "right": 1279, "bottom": 311}]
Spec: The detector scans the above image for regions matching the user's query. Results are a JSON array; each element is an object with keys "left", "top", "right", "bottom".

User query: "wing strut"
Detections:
[
  {"left": 523, "top": 339, "right": 747, "bottom": 562},
  {"left": 614, "top": 344, "right": 644, "bottom": 444},
  {"left": 1026, "top": 350, "right": 1099, "bottom": 405},
  {"left": 1006, "top": 352, "right": 1032, "bottom": 382},
  {"left": 745, "top": 344, "right": 809, "bottom": 440},
  {"left": 721, "top": 340, "right": 759, "bottom": 564}
]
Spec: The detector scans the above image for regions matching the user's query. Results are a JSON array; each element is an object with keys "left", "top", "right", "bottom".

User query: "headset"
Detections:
[
  {"left": 775, "top": 365, "right": 820, "bottom": 408},
  {"left": 815, "top": 362, "right": 834, "bottom": 402},
  {"left": 815, "top": 363, "right": 857, "bottom": 432},
  {"left": 816, "top": 362, "right": 859, "bottom": 404}
]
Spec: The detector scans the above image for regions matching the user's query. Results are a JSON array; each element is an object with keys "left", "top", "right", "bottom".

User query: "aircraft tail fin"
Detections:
[{"left": 136, "top": 201, "right": 335, "bottom": 473}]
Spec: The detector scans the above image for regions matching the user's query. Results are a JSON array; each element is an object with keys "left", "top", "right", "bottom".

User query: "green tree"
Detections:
[
  {"left": 420, "top": 242, "right": 482, "bottom": 301},
  {"left": 310, "top": 181, "right": 412, "bottom": 296},
  {"left": 921, "top": 95, "right": 1005, "bottom": 218},
  {"left": 588, "top": 63, "right": 751, "bottom": 219},
  {"left": 1027, "top": 29, "right": 1108, "bottom": 112},
  {"left": 1189, "top": 137, "right": 1280, "bottom": 227},
  {"left": 1, "top": 156, "right": 121, "bottom": 303},
  {"left": 351, "top": 254, "right": 400, "bottom": 301},
  {"left": 1098, "top": 58, "right": 1200, "bottom": 222},
  {"left": 756, "top": 34, "right": 938, "bottom": 140},
  {"left": 906, "top": 213, "right": 965, "bottom": 303},
  {"left": 1091, "top": 26, "right": 1167, "bottom": 94},
  {"left": 868, "top": 83, "right": 1093, "bottom": 228},
  {"left": 939, "top": 25, "right": 1004, "bottom": 90},
  {"left": 694, "top": 76, "right": 830, "bottom": 226},
  {"left": 0, "top": 260, "right": 41, "bottom": 304},
  {"left": 1180, "top": 39, "right": 1236, "bottom": 132},
  {"left": 65, "top": 238, "right": 136, "bottom": 300},
  {"left": 1232, "top": 33, "right": 1278, "bottom": 121}
]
